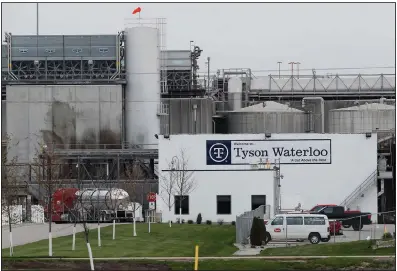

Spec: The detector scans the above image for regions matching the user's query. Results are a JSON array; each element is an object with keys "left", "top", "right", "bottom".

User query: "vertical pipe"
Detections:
[
  {"left": 194, "top": 245, "right": 199, "bottom": 270},
  {"left": 36, "top": 3, "right": 39, "bottom": 36},
  {"left": 207, "top": 57, "right": 210, "bottom": 92}
]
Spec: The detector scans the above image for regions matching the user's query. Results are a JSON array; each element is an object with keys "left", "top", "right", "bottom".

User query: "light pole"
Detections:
[
  {"left": 295, "top": 62, "right": 301, "bottom": 79},
  {"left": 288, "top": 62, "right": 295, "bottom": 77},
  {"left": 277, "top": 62, "right": 282, "bottom": 79}
]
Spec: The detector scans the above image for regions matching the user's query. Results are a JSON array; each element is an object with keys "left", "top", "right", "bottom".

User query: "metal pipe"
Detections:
[
  {"left": 302, "top": 97, "right": 325, "bottom": 133},
  {"left": 207, "top": 57, "right": 210, "bottom": 92},
  {"left": 36, "top": 3, "right": 39, "bottom": 36},
  {"left": 277, "top": 62, "right": 282, "bottom": 79}
]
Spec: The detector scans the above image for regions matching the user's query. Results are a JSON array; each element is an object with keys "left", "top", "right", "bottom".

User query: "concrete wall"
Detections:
[
  {"left": 158, "top": 133, "right": 378, "bottom": 222},
  {"left": 157, "top": 169, "right": 274, "bottom": 223},
  {"left": 6, "top": 85, "right": 122, "bottom": 162},
  {"left": 349, "top": 183, "right": 378, "bottom": 217}
]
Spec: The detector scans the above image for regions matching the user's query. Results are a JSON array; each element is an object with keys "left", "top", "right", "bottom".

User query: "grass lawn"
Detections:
[
  {"left": 2, "top": 258, "right": 395, "bottom": 270},
  {"left": 1, "top": 223, "right": 237, "bottom": 258},
  {"left": 261, "top": 240, "right": 395, "bottom": 256},
  {"left": 167, "top": 258, "right": 395, "bottom": 270}
]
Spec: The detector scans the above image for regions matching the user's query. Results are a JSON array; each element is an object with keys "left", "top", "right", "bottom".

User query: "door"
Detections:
[
  {"left": 286, "top": 216, "right": 304, "bottom": 239},
  {"left": 269, "top": 216, "right": 285, "bottom": 240}
]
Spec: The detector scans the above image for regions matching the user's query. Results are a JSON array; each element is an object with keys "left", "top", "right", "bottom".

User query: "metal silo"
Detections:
[
  {"left": 227, "top": 77, "right": 243, "bottom": 111},
  {"left": 227, "top": 101, "right": 306, "bottom": 134},
  {"left": 328, "top": 102, "right": 396, "bottom": 133},
  {"left": 124, "top": 27, "right": 160, "bottom": 147}
]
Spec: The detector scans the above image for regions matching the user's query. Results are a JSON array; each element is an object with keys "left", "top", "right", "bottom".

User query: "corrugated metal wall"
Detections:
[
  {"left": 160, "top": 98, "right": 214, "bottom": 135},
  {"left": 227, "top": 112, "right": 306, "bottom": 134},
  {"left": 6, "top": 85, "right": 122, "bottom": 163}
]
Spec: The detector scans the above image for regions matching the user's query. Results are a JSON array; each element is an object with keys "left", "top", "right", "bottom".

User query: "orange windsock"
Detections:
[{"left": 132, "top": 7, "right": 141, "bottom": 15}]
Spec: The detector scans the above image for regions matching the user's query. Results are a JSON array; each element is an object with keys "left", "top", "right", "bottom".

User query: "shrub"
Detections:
[
  {"left": 196, "top": 213, "right": 202, "bottom": 224},
  {"left": 181, "top": 219, "right": 185, "bottom": 224},
  {"left": 217, "top": 219, "right": 224, "bottom": 225},
  {"left": 206, "top": 220, "right": 212, "bottom": 225},
  {"left": 231, "top": 221, "right": 236, "bottom": 226},
  {"left": 383, "top": 232, "right": 393, "bottom": 240},
  {"left": 187, "top": 220, "right": 194, "bottom": 224},
  {"left": 250, "top": 217, "right": 266, "bottom": 246}
]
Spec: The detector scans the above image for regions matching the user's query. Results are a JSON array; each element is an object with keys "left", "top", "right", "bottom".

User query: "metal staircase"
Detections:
[{"left": 340, "top": 169, "right": 377, "bottom": 209}]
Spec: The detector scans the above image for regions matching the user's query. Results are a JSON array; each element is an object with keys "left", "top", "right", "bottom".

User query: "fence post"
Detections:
[
  {"left": 333, "top": 220, "right": 336, "bottom": 243},
  {"left": 285, "top": 222, "right": 288, "bottom": 247}
]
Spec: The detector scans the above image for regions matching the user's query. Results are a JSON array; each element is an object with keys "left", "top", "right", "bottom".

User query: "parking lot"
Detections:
[{"left": 266, "top": 224, "right": 396, "bottom": 248}]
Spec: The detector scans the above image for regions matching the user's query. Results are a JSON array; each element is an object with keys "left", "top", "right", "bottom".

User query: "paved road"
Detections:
[{"left": 2, "top": 223, "right": 111, "bottom": 249}]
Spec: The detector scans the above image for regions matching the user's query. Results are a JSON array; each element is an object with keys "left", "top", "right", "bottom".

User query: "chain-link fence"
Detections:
[
  {"left": 235, "top": 204, "right": 271, "bottom": 244},
  {"left": 263, "top": 210, "right": 396, "bottom": 248}
]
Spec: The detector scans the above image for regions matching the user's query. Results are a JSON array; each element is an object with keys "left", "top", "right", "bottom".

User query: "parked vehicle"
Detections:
[
  {"left": 278, "top": 207, "right": 343, "bottom": 235},
  {"left": 265, "top": 214, "right": 330, "bottom": 244},
  {"left": 45, "top": 188, "right": 143, "bottom": 223},
  {"left": 310, "top": 205, "right": 372, "bottom": 231},
  {"left": 329, "top": 220, "right": 342, "bottom": 235}
]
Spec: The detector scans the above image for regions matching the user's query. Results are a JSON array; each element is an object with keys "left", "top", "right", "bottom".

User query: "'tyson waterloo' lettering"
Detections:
[{"left": 234, "top": 147, "right": 329, "bottom": 160}]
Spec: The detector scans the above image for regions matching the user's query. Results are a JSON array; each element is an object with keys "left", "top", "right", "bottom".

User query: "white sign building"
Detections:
[{"left": 158, "top": 133, "right": 378, "bottom": 223}]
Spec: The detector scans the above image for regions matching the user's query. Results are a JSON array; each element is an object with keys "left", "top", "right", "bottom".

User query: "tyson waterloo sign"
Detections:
[{"left": 206, "top": 139, "right": 332, "bottom": 165}]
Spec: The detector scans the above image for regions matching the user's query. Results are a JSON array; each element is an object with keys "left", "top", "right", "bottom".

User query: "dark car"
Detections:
[{"left": 310, "top": 205, "right": 372, "bottom": 231}]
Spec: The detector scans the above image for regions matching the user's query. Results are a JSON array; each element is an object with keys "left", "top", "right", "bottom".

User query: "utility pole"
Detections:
[
  {"left": 295, "top": 62, "right": 301, "bottom": 79},
  {"left": 277, "top": 62, "right": 282, "bottom": 79}
]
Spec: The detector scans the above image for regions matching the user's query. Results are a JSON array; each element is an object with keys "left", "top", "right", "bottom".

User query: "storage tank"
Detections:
[
  {"left": 76, "top": 188, "right": 130, "bottom": 211},
  {"left": 227, "top": 77, "right": 243, "bottom": 111},
  {"left": 328, "top": 102, "right": 396, "bottom": 133},
  {"left": 124, "top": 27, "right": 160, "bottom": 147},
  {"left": 227, "top": 101, "right": 306, "bottom": 133}
]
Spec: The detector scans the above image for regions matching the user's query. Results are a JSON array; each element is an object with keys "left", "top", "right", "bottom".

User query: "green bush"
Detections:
[
  {"left": 206, "top": 220, "right": 212, "bottom": 225},
  {"left": 250, "top": 217, "right": 266, "bottom": 246},
  {"left": 187, "top": 220, "right": 194, "bottom": 224},
  {"left": 383, "top": 232, "right": 393, "bottom": 240},
  {"left": 196, "top": 213, "right": 202, "bottom": 224},
  {"left": 217, "top": 219, "right": 224, "bottom": 225},
  {"left": 231, "top": 221, "right": 236, "bottom": 226}
]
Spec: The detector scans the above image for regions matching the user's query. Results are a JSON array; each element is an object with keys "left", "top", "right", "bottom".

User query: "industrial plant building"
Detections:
[
  {"left": 1, "top": 18, "right": 395, "bottom": 223},
  {"left": 158, "top": 133, "right": 378, "bottom": 222}
]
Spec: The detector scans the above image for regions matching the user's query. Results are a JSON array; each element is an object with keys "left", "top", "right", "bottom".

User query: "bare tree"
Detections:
[
  {"left": 30, "top": 142, "right": 67, "bottom": 257},
  {"left": 159, "top": 164, "right": 176, "bottom": 227},
  {"left": 120, "top": 161, "right": 145, "bottom": 237},
  {"left": 161, "top": 150, "right": 196, "bottom": 224},
  {"left": 1, "top": 134, "right": 23, "bottom": 256}
]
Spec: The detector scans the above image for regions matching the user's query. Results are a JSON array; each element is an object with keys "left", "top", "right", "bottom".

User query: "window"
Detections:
[
  {"left": 271, "top": 216, "right": 284, "bottom": 225},
  {"left": 217, "top": 195, "right": 231, "bottom": 215},
  {"left": 174, "top": 195, "right": 189, "bottom": 215},
  {"left": 251, "top": 195, "right": 266, "bottom": 210},
  {"left": 323, "top": 207, "right": 333, "bottom": 214},
  {"left": 286, "top": 216, "right": 303, "bottom": 225},
  {"left": 304, "top": 217, "right": 326, "bottom": 225}
]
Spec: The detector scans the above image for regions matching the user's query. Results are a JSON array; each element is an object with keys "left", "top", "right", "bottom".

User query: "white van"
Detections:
[{"left": 265, "top": 214, "right": 330, "bottom": 244}]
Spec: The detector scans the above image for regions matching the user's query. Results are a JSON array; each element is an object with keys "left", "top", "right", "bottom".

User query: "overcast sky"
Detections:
[{"left": 2, "top": 2, "right": 395, "bottom": 76}]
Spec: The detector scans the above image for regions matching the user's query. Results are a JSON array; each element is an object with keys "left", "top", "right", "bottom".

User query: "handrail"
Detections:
[{"left": 340, "top": 170, "right": 377, "bottom": 208}]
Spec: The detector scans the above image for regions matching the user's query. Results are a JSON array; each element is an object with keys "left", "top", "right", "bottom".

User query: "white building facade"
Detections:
[{"left": 158, "top": 133, "right": 378, "bottom": 223}]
